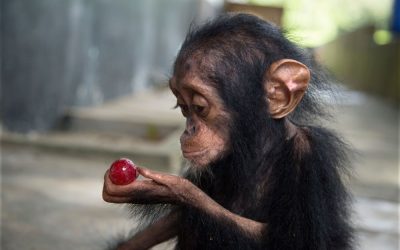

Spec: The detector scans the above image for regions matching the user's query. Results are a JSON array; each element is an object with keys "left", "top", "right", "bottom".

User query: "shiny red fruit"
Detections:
[{"left": 109, "top": 158, "right": 138, "bottom": 185}]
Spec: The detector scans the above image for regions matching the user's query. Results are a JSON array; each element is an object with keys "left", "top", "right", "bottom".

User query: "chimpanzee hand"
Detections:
[
  {"left": 102, "top": 167, "right": 199, "bottom": 205},
  {"left": 103, "top": 167, "right": 266, "bottom": 240}
]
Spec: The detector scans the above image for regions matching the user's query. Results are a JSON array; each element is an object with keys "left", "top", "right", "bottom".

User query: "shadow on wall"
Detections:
[{"left": 316, "top": 26, "right": 400, "bottom": 104}]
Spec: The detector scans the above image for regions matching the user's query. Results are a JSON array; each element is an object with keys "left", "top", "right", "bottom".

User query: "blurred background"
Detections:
[{"left": 1, "top": 0, "right": 399, "bottom": 249}]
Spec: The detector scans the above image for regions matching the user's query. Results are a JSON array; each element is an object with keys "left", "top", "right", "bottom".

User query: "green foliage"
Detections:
[{"left": 243, "top": 0, "right": 392, "bottom": 47}]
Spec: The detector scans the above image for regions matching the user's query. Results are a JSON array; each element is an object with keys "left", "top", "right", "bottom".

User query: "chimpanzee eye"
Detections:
[
  {"left": 173, "top": 100, "right": 189, "bottom": 117},
  {"left": 192, "top": 105, "right": 208, "bottom": 117},
  {"left": 192, "top": 94, "right": 209, "bottom": 117},
  {"left": 179, "top": 104, "right": 189, "bottom": 117}
]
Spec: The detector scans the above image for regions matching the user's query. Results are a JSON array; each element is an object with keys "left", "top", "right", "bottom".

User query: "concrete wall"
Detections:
[
  {"left": 1, "top": 0, "right": 214, "bottom": 132},
  {"left": 317, "top": 26, "right": 400, "bottom": 104}
]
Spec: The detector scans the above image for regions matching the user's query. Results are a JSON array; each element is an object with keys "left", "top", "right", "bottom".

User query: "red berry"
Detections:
[{"left": 109, "top": 158, "right": 138, "bottom": 185}]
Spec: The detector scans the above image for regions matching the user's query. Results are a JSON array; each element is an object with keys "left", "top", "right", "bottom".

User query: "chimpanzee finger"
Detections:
[
  {"left": 102, "top": 190, "right": 131, "bottom": 203},
  {"left": 103, "top": 192, "right": 162, "bottom": 204},
  {"left": 103, "top": 184, "right": 173, "bottom": 204},
  {"left": 103, "top": 169, "right": 110, "bottom": 181},
  {"left": 137, "top": 167, "right": 178, "bottom": 185},
  {"left": 104, "top": 178, "right": 158, "bottom": 197}
]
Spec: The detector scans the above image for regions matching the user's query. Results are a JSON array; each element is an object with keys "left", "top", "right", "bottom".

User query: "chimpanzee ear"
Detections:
[{"left": 264, "top": 59, "right": 310, "bottom": 119}]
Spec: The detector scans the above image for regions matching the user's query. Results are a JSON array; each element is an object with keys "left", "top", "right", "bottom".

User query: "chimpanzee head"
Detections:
[{"left": 169, "top": 13, "right": 326, "bottom": 168}]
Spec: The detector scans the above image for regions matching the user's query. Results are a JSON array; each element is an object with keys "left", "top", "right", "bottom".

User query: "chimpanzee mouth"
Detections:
[{"left": 182, "top": 149, "right": 208, "bottom": 158}]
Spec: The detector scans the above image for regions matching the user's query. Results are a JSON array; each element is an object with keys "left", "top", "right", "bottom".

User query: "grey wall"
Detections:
[{"left": 1, "top": 0, "right": 212, "bottom": 132}]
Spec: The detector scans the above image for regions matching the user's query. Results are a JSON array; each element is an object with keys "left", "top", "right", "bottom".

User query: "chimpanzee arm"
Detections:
[
  {"left": 116, "top": 210, "right": 179, "bottom": 250},
  {"left": 136, "top": 168, "right": 267, "bottom": 240},
  {"left": 186, "top": 185, "right": 267, "bottom": 239},
  {"left": 103, "top": 168, "right": 266, "bottom": 242}
]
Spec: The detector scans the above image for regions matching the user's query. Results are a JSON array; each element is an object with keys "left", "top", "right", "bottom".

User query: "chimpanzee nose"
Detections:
[{"left": 184, "top": 118, "right": 196, "bottom": 135}]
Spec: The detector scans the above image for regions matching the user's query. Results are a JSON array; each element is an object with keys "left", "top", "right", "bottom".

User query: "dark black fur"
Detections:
[{"left": 134, "top": 13, "right": 353, "bottom": 250}]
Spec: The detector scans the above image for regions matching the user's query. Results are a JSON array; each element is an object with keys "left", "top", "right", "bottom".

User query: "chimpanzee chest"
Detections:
[
  {"left": 176, "top": 211, "right": 239, "bottom": 250},
  {"left": 175, "top": 197, "right": 264, "bottom": 250}
]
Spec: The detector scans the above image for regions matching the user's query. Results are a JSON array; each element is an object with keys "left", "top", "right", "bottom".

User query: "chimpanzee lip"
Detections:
[{"left": 182, "top": 149, "right": 207, "bottom": 158}]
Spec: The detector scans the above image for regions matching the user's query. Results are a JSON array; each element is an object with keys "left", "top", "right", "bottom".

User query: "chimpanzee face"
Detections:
[
  {"left": 170, "top": 46, "right": 310, "bottom": 169},
  {"left": 169, "top": 59, "right": 231, "bottom": 168}
]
